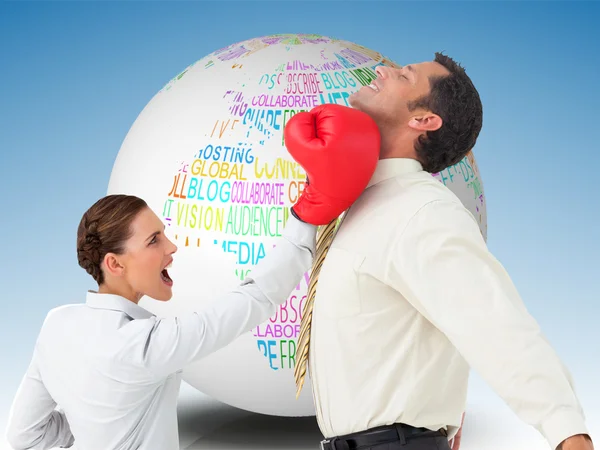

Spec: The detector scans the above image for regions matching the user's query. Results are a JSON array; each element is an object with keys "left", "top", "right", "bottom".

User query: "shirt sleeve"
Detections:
[
  {"left": 127, "top": 213, "right": 316, "bottom": 378},
  {"left": 385, "top": 199, "right": 588, "bottom": 450},
  {"left": 6, "top": 346, "right": 75, "bottom": 450}
]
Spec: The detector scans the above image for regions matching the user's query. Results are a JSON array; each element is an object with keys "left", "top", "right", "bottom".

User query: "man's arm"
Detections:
[
  {"left": 125, "top": 213, "right": 316, "bottom": 378},
  {"left": 6, "top": 347, "right": 74, "bottom": 450},
  {"left": 385, "top": 199, "right": 591, "bottom": 450}
]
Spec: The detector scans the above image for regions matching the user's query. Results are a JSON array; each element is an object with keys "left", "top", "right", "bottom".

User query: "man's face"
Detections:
[{"left": 349, "top": 61, "right": 450, "bottom": 127}]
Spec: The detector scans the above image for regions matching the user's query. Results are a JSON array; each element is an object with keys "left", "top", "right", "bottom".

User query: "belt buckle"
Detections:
[{"left": 321, "top": 437, "right": 339, "bottom": 450}]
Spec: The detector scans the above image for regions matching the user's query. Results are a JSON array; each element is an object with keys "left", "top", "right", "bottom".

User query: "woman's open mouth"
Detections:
[{"left": 161, "top": 261, "right": 173, "bottom": 287}]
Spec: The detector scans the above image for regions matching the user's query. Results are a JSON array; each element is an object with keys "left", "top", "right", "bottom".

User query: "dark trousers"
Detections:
[
  {"left": 361, "top": 434, "right": 450, "bottom": 450},
  {"left": 320, "top": 424, "right": 451, "bottom": 450}
]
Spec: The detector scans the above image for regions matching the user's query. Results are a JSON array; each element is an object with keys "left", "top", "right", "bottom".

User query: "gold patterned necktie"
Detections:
[{"left": 294, "top": 216, "right": 342, "bottom": 398}]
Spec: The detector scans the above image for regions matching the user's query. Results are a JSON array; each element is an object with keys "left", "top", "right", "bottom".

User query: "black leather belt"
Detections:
[{"left": 320, "top": 423, "right": 447, "bottom": 450}]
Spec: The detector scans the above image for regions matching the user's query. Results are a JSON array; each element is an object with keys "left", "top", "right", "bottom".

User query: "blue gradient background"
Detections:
[{"left": 1, "top": 2, "right": 598, "bottom": 449}]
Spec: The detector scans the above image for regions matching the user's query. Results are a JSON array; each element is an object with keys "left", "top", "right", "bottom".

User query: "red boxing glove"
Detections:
[{"left": 284, "top": 104, "right": 380, "bottom": 225}]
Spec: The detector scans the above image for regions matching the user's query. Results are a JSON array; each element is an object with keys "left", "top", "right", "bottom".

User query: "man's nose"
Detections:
[{"left": 376, "top": 65, "right": 402, "bottom": 79}]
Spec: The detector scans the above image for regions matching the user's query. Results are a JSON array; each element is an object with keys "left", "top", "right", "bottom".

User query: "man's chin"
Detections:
[
  {"left": 348, "top": 92, "right": 370, "bottom": 113},
  {"left": 348, "top": 98, "right": 377, "bottom": 123}
]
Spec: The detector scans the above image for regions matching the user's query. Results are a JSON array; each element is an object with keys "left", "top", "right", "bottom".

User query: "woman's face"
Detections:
[{"left": 112, "top": 207, "right": 178, "bottom": 302}]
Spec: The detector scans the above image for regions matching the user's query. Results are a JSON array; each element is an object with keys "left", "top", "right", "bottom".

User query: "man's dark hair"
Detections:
[{"left": 408, "top": 52, "right": 483, "bottom": 173}]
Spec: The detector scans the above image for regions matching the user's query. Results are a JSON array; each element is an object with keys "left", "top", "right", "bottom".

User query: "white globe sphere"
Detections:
[{"left": 107, "top": 33, "right": 487, "bottom": 416}]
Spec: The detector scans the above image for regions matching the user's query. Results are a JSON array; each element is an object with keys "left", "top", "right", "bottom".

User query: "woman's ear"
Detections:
[{"left": 103, "top": 253, "right": 125, "bottom": 278}]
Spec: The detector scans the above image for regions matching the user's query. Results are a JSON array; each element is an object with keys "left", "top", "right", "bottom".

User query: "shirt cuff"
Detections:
[
  {"left": 282, "top": 210, "right": 317, "bottom": 256},
  {"left": 540, "top": 409, "right": 589, "bottom": 450}
]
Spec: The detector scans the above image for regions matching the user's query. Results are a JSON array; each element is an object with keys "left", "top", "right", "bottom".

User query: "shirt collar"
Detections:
[
  {"left": 367, "top": 158, "right": 424, "bottom": 189},
  {"left": 86, "top": 291, "right": 155, "bottom": 320}
]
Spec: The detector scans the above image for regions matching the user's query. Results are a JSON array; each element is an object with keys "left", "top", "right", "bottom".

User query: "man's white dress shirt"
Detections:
[
  {"left": 308, "top": 158, "right": 588, "bottom": 450},
  {"left": 6, "top": 215, "right": 316, "bottom": 450}
]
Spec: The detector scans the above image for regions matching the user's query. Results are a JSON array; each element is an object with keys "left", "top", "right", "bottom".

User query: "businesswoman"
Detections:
[{"left": 7, "top": 194, "right": 316, "bottom": 450}]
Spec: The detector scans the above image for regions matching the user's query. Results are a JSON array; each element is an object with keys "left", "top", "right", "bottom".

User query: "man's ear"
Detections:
[
  {"left": 103, "top": 253, "right": 125, "bottom": 278},
  {"left": 408, "top": 112, "right": 443, "bottom": 132}
]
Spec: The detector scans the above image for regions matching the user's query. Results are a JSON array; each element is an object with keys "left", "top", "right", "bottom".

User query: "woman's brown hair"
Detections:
[{"left": 76, "top": 194, "right": 148, "bottom": 285}]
